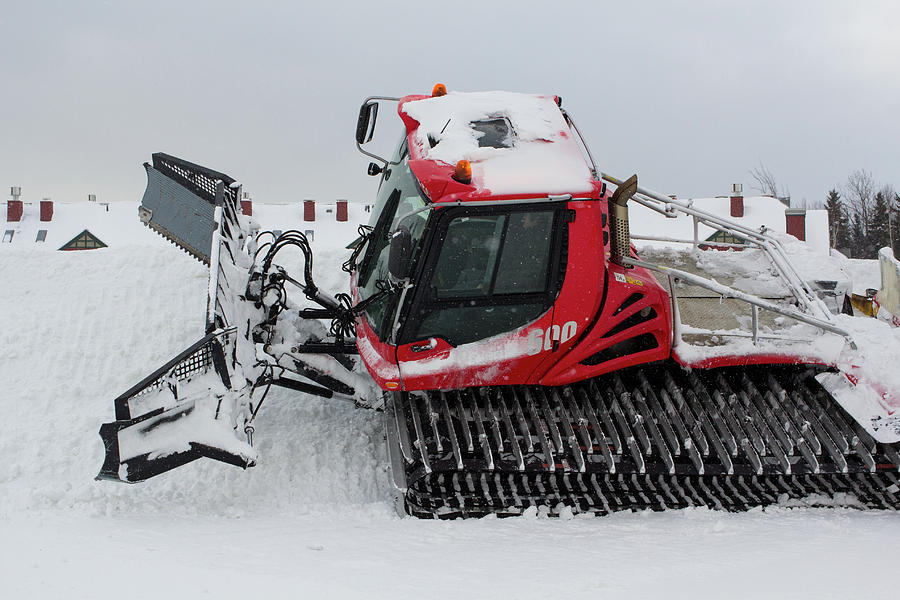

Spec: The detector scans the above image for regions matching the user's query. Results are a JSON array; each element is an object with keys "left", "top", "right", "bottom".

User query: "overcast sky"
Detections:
[{"left": 2, "top": 1, "right": 898, "bottom": 207}]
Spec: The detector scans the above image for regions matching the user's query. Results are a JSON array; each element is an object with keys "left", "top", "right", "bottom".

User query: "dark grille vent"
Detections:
[
  {"left": 580, "top": 333, "right": 658, "bottom": 366},
  {"left": 613, "top": 292, "right": 644, "bottom": 316},
  {"left": 603, "top": 308, "right": 657, "bottom": 338}
]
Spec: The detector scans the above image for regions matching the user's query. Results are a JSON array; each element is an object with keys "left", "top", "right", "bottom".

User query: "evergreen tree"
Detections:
[
  {"left": 892, "top": 193, "right": 900, "bottom": 259},
  {"left": 871, "top": 191, "right": 892, "bottom": 255},
  {"left": 823, "top": 189, "right": 850, "bottom": 251}
]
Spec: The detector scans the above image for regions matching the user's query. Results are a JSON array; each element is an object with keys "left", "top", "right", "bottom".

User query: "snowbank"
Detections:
[{"left": 0, "top": 245, "right": 386, "bottom": 518}]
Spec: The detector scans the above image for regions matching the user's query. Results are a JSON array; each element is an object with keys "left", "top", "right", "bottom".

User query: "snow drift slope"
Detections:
[
  {"left": 0, "top": 245, "right": 387, "bottom": 516},
  {"left": 2, "top": 245, "right": 900, "bottom": 600}
]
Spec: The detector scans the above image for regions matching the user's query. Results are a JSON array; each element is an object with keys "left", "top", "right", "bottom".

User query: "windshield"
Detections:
[
  {"left": 358, "top": 159, "right": 429, "bottom": 339},
  {"left": 400, "top": 206, "right": 561, "bottom": 347}
]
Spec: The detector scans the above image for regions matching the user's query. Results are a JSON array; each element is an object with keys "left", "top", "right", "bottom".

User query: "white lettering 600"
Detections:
[{"left": 527, "top": 321, "right": 577, "bottom": 355}]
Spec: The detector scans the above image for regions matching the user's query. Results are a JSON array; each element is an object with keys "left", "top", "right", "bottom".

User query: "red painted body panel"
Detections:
[
  {"left": 527, "top": 199, "right": 606, "bottom": 382},
  {"left": 350, "top": 274, "right": 402, "bottom": 390},
  {"left": 539, "top": 253, "right": 672, "bottom": 386},
  {"left": 673, "top": 352, "right": 823, "bottom": 370},
  {"left": 396, "top": 308, "right": 557, "bottom": 391},
  {"left": 407, "top": 159, "right": 584, "bottom": 206},
  {"left": 407, "top": 159, "right": 473, "bottom": 203}
]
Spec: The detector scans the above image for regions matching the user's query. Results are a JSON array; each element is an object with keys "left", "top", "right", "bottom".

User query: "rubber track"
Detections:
[{"left": 388, "top": 362, "right": 900, "bottom": 518}]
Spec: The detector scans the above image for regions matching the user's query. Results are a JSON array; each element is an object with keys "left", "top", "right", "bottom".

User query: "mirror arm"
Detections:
[
  {"left": 355, "top": 96, "right": 402, "bottom": 167},
  {"left": 356, "top": 143, "right": 391, "bottom": 167}
]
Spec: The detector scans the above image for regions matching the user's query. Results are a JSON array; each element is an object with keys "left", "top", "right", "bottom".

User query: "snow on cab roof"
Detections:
[{"left": 401, "top": 90, "right": 594, "bottom": 198}]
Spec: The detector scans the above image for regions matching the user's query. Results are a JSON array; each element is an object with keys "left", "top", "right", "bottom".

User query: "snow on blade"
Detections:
[{"left": 116, "top": 375, "right": 256, "bottom": 464}]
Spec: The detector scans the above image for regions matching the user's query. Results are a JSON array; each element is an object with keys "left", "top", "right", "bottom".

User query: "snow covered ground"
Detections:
[{"left": 3, "top": 239, "right": 900, "bottom": 599}]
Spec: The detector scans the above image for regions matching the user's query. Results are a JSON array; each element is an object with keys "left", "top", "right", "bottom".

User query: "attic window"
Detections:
[
  {"left": 2, "top": 230, "right": 13, "bottom": 243},
  {"left": 471, "top": 117, "right": 514, "bottom": 148},
  {"left": 36, "top": 229, "right": 47, "bottom": 242},
  {"left": 703, "top": 230, "right": 746, "bottom": 246},
  {"left": 59, "top": 229, "right": 107, "bottom": 251}
]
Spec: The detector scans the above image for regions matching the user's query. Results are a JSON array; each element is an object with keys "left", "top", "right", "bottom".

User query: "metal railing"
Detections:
[
  {"left": 626, "top": 258, "right": 856, "bottom": 349},
  {"left": 600, "top": 174, "right": 856, "bottom": 350}
]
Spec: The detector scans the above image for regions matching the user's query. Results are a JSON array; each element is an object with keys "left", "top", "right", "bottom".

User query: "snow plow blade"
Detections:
[
  {"left": 98, "top": 152, "right": 263, "bottom": 482},
  {"left": 101, "top": 151, "right": 373, "bottom": 484},
  {"left": 97, "top": 407, "right": 255, "bottom": 483},
  {"left": 138, "top": 152, "right": 241, "bottom": 264},
  {"left": 97, "top": 328, "right": 257, "bottom": 483}
]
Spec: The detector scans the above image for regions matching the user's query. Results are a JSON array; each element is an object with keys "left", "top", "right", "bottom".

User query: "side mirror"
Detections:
[
  {"left": 388, "top": 226, "right": 413, "bottom": 280},
  {"left": 356, "top": 101, "right": 379, "bottom": 145},
  {"left": 367, "top": 162, "right": 383, "bottom": 176}
]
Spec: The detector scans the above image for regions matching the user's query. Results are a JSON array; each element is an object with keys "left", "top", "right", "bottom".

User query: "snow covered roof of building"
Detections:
[
  {"left": 399, "top": 90, "right": 595, "bottom": 199},
  {"left": 1, "top": 201, "right": 159, "bottom": 250},
  {"left": 1, "top": 200, "right": 372, "bottom": 252}
]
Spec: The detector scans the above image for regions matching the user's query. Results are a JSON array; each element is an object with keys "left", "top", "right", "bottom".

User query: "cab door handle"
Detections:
[{"left": 411, "top": 338, "right": 437, "bottom": 353}]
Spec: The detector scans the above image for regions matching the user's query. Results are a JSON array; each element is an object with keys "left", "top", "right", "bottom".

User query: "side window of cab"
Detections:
[
  {"left": 400, "top": 205, "right": 566, "bottom": 347},
  {"left": 368, "top": 137, "right": 409, "bottom": 228}
]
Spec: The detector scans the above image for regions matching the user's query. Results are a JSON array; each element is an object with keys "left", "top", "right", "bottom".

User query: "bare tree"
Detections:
[
  {"left": 843, "top": 169, "right": 877, "bottom": 236},
  {"left": 749, "top": 162, "right": 778, "bottom": 197},
  {"left": 749, "top": 162, "right": 790, "bottom": 205}
]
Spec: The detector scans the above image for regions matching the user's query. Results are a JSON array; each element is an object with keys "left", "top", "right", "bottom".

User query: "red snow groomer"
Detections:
[{"left": 98, "top": 86, "right": 900, "bottom": 517}]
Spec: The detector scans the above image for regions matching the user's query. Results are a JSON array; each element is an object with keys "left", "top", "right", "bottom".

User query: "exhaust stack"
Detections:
[{"left": 608, "top": 174, "right": 638, "bottom": 267}]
